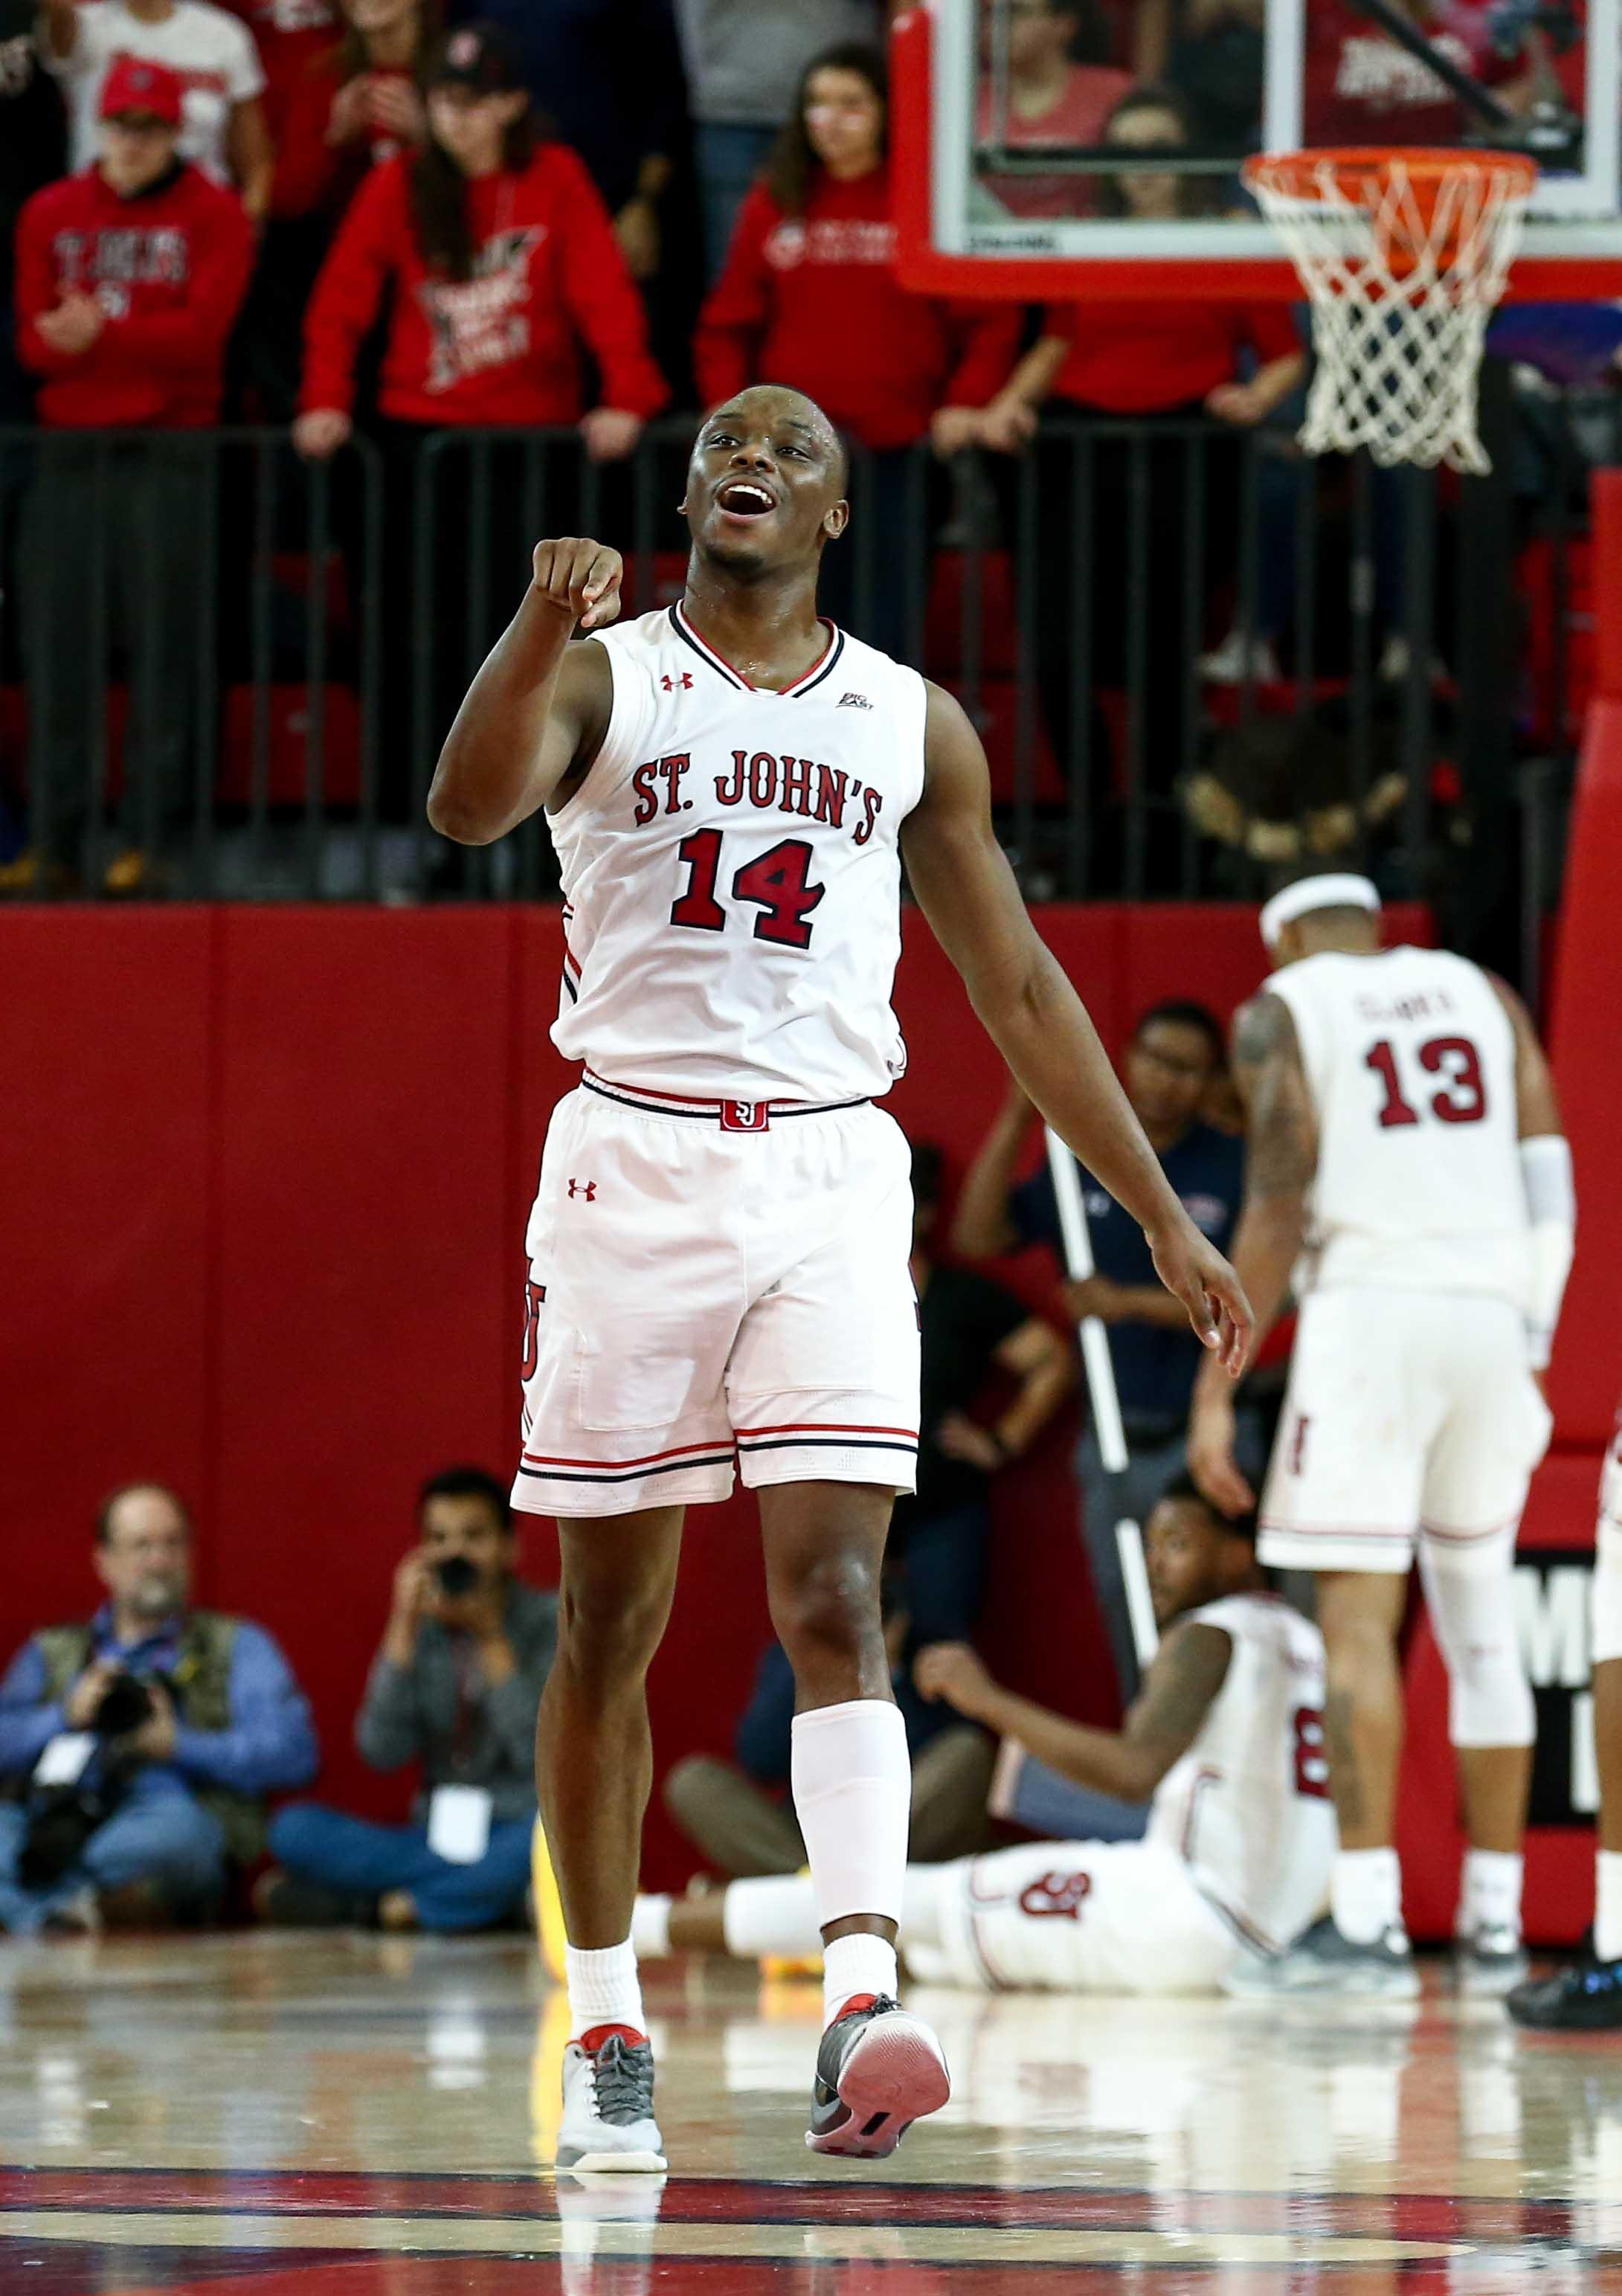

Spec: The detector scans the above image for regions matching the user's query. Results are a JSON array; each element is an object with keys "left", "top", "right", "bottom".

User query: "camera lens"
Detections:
[
  {"left": 94, "top": 1676, "right": 155, "bottom": 1736},
  {"left": 435, "top": 1555, "right": 479, "bottom": 1598}
]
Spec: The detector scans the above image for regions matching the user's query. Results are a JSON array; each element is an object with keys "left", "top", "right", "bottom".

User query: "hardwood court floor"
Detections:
[{"left": 4, "top": 1931, "right": 1622, "bottom": 2292}]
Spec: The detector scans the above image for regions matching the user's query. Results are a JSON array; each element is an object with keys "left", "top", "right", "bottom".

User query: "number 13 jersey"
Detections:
[
  {"left": 547, "top": 603, "right": 928, "bottom": 1102},
  {"left": 1265, "top": 945, "right": 1528, "bottom": 1305}
]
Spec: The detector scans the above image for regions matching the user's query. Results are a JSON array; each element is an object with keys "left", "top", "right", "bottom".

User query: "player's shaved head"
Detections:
[{"left": 701, "top": 386, "right": 849, "bottom": 497}]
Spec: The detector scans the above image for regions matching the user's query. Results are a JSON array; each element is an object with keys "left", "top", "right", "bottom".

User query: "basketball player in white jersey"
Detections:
[
  {"left": 1510, "top": 1409, "right": 1622, "bottom": 2028},
  {"left": 1188, "top": 872, "right": 1575, "bottom": 1995},
  {"left": 426, "top": 385, "right": 1252, "bottom": 2170},
  {"left": 631, "top": 1477, "right": 1333, "bottom": 1992}
]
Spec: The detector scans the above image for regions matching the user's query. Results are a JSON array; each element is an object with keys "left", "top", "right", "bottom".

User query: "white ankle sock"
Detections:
[
  {"left": 630, "top": 1895, "right": 672, "bottom": 1960},
  {"left": 720, "top": 1874, "right": 821, "bottom": 1959},
  {"left": 1332, "top": 1847, "right": 1403, "bottom": 1944},
  {"left": 822, "top": 1931, "right": 898, "bottom": 2026},
  {"left": 564, "top": 1940, "right": 645, "bottom": 2041},
  {"left": 1458, "top": 1849, "right": 1523, "bottom": 1939},
  {"left": 1597, "top": 1852, "right": 1622, "bottom": 1963}
]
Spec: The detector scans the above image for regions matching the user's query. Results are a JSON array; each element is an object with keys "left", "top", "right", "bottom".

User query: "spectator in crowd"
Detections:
[
  {"left": 664, "top": 1586, "right": 1000, "bottom": 1881},
  {"left": 696, "top": 41, "right": 1020, "bottom": 655},
  {"left": 295, "top": 25, "right": 665, "bottom": 462},
  {"left": 953, "top": 1002, "right": 1246, "bottom": 1700},
  {"left": 41, "top": 0, "right": 274, "bottom": 222},
  {"left": 295, "top": 22, "right": 666, "bottom": 792},
  {"left": 674, "top": 0, "right": 881, "bottom": 281},
  {"left": 223, "top": 0, "right": 440, "bottom": 415},
  {"left": 1, "top": 0, "right": 65, "bottom": 419},
  {"left": 975, "top": 0, "right": 1131, "bottom": 219},
  {"left": 217, "top": 0, "right": 343, "bottom": 417},
  {"left": 446, "top": 0, "right": 686, "bottom": 290},
  {"left": 1304, "top": 0, "right": 1509, "bottom": 147},
  {"left": 258, "top": 1467, "right": 556, "bottom": 1932},
  {"left": 0, "top": 1483, "right": 317, "bottom": 1935},
  {"left": 974, "top": 86, "right": 1302, "bottom": 875},
  {"left": 321, "top": 0, "right": 438, "bottom": 180},
  {"left": 6, "top": 57, "right": 254, "bottom": 898}
]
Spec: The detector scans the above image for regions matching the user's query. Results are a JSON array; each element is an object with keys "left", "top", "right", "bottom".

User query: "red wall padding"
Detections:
[{"left": 6, "top": 895, "right": 1600, "bottom": 1921}]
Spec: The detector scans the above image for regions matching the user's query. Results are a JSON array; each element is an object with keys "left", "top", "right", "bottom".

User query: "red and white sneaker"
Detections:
[
  {"left": 805, "top": 1993, "right": 950, "bottom": 2160},
  {"left": 556, "top": 2026, "right": 666, "bottom": 2173}
]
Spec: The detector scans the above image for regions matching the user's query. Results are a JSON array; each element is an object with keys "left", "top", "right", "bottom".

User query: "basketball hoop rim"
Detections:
[{"left": 1242, "top": 147, "right": 1539, "bottom": 206}]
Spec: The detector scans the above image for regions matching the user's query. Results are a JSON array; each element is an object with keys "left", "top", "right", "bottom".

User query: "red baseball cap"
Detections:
[{"left": 100, "top": 57, "right": 185, "bottom": 123}]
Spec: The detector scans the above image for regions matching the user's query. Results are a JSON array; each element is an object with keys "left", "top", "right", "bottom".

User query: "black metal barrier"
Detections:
[{"left": 0, "top": 390, "right": 1610, "bottom": 991}]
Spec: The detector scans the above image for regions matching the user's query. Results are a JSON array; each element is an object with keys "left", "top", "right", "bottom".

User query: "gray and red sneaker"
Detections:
[
  {"left": 805, "top": 1994, "right": 950, "bottom": 2160},
  {"left": 556, "top": 2025, "right": 666, "bottom": 2173}
]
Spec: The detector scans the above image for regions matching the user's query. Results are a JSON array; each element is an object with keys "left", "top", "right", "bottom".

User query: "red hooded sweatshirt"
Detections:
[
  {"left": 695, "top": 167, "right": 1021, "bottom": 451},
  {"left": 1044, "top": 298, "right": 1301, "bottom": 414},
  {"left": 300, "top": 146, "right": 669, "bottom": 426},
  {"left": 15, "top": 161, "right": 254, "bottom": 427}
]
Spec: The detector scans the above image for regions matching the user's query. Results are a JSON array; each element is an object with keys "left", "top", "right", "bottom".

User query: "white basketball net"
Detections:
[{"left": 1245, "top": 151, "right": 1536, "bottom": 476}]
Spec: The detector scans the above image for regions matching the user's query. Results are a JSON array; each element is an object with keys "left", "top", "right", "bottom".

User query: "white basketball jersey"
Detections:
[
  {"left": 1147, "top": 1593, "right": 1333, "bottom": 1956},
  {"left": 1266, "top": 945, "right": 1528, "bottom": 1302},
  {"left": 546, "top": 603, "right": 927, "bottom": 1101}
]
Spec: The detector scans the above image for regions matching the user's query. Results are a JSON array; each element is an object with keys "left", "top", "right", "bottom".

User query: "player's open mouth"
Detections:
[{"left": 715, "top": 481, "right": 776, "bottom": 518}]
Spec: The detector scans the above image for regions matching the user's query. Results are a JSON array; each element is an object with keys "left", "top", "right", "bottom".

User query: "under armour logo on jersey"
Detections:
[
  {"left": 567, "top": 1178, "right": 597, "bottom": 1201},
  {"left": 837, "top": 691, "right": 872, "bottom": 710},
  {"left": 661, "top": 672, "right": 694, "bottom": 692},
  {"left": 1018, "top": 1871, "right": 1092, "bottom": 1921}
]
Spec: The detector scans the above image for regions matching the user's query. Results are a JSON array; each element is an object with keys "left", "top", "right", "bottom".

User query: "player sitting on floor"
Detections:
[{"left": 631, "top": 1478, "right": 1334, "bottom": 1993}]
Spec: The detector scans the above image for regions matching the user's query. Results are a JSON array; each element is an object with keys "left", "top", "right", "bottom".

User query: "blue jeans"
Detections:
[
  {"left": 694, "top": 122, "right": 777, "bottom": 282},
  {"left": 0, "top": 1781, "right": 225, "bottom": 1935},
  {"left": 270, "top": 1804, "right": 533, "bottom": 1933}
]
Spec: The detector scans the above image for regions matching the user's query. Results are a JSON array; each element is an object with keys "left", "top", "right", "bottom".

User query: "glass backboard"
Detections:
[{"left": 892, "top": 0, "right": 1622, "bottom": 298}]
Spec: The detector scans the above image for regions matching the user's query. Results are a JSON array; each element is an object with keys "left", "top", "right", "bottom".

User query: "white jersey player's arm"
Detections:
[
  {"left": 915, "top": 1624, "right": 1234, "bottom": 1803},
  {"left": 428, "top": 538, "right": 622, "bottom": 845},
  {"left": 1489, "top": 974, "right": 1575, "bottom": 1371},
  {"left": 902, "top": 682, "right": 1254, "bottom": 1376},
  {"left": 1187, "top": 991, "right": 1316, "bottom": 1517}
]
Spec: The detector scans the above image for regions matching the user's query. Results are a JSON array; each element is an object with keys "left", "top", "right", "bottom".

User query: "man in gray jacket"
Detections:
[{"left": 258, "top": 1467, "right": 557, "bottom": 1932}]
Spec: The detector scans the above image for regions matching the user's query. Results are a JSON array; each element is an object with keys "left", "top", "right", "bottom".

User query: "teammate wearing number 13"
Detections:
[
  {"left": 428, "top": 384, "right": 1252, "bottom": 2173},
  {"left": 1188, "top": 873, "right": 1575, "bottom": 1996}
]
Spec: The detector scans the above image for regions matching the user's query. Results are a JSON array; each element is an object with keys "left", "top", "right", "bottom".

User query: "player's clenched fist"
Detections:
[{"left": 531, "top": 538, "right": 622, "bottom": 632}]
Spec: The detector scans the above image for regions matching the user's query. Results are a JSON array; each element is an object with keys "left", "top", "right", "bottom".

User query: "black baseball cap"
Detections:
[{"left": 430, "top": 23, "right": 524, "bottom": 93}]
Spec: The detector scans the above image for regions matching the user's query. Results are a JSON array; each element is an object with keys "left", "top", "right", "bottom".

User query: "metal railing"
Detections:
[{"left": 0, "top": 393, "right": 1606, "bottom": 991}]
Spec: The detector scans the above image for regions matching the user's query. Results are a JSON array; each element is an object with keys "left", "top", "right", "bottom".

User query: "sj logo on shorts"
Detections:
[
  {"left": 567, "top": 1178, "right": 597, "bottom": 1200},
  {"left": 1018, "top": 1871, "right": 1092, "bottom": 1921}
]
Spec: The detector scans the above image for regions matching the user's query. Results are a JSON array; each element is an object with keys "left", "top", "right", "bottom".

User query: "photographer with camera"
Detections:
[
  {"left": 258, "top": 1466, "right": 557, "bottom": 1932},
  {"left": 0, "top": 1483, "right": 318, "bottom": 1935}
]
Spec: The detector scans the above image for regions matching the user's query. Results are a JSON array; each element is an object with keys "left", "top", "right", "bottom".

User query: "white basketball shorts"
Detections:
[
  {"left": 511, "top": 1075, "right": 921, "bottom": 1520},
  {"left": 1258, "top": 1288, "right": 1552, "bottom": 1579},
  {"left": 916, "top": 1840, "right": 1235, "bottom": 1995}
]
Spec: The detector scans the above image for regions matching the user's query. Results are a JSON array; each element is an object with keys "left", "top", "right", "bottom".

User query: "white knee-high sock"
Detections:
[{"left": 791, "top": 1698, "right": 910, "bottom": 2022}]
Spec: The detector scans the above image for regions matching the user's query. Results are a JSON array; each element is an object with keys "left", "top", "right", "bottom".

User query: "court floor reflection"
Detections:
[{"left": 4, "top": 1933, "right": 1622, "bottom": 2291}]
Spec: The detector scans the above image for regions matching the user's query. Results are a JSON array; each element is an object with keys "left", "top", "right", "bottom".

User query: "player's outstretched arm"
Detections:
[
  {"left": 914, "top": 1625, "right": 1233, "bottom": 1802},
  {"left": 902, "top": 683, "right": 1253, "bottom": 1374},
  {"left": 427, "top": 539, "right": 622, "bottom": 845},
  {"left": 1187, "top": 991, "right": 1316, "bottom": 1515}
]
